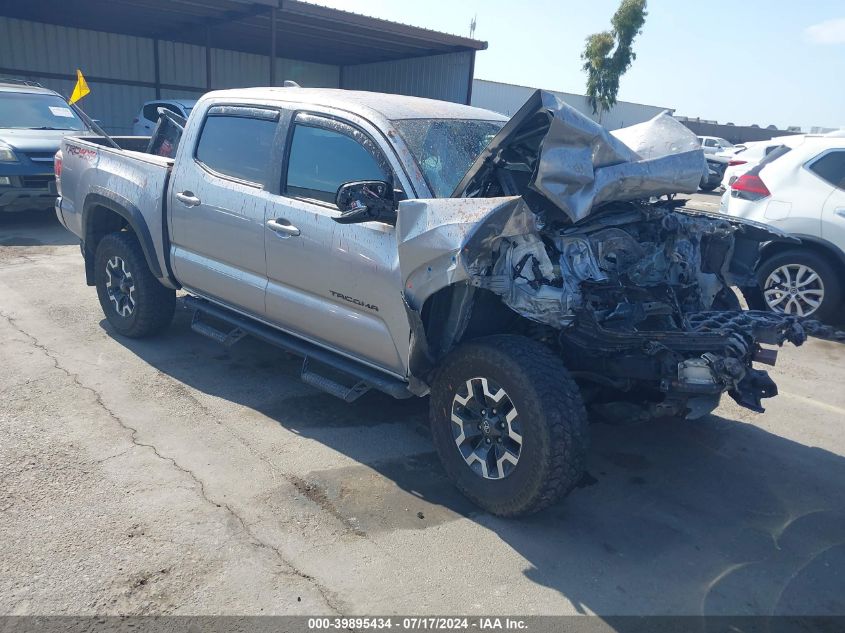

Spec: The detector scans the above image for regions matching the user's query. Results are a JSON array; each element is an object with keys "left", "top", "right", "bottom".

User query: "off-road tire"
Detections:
[
  {"left": 94, "top": 231, "right": 175, "bottom": 337},
  {"left": 743, "top": 248, "right": 842, "bottom": 323},
  {"left": 430, "top": 335, "right": 589, "bottom": 517}
]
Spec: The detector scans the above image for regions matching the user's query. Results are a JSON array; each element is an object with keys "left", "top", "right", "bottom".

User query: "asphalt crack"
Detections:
[{"left": 0, "top": 310, "right": 344, "bottom": 614}]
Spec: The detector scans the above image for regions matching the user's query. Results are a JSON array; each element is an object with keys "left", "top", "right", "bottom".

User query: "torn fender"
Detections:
[{"left": 396, "top": 196, "right": 538, "bottom": 310}]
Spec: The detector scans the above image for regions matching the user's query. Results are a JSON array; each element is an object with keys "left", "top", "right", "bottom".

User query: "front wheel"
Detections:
[
  {"left": 94, "top": 231, "right": 176, "bottom": 337},
  {"left": 430, "top": 335, "right": 589, "bottom": 517}
]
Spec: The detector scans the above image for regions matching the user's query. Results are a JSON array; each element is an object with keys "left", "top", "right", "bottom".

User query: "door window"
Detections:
[
  {"left": 195, "top": 113, "right": 278, "bottom": 185},
  {"left": 809, "top": 150, "right": 845, "bottom": 189},
  {"left": 284, "top": 124, "right": 389, "bottom": 204}
]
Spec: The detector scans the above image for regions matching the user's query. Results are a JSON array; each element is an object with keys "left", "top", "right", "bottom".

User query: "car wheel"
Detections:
[
  {"left": 699, "top": 182, "right": 719, "bottom": 192},
  {"left": 94, "top": 231, "right": 176, "bottom": 337},
  {"left": 750, "top": 249, "right": 842, "bottom": 322},
  {"left": 429, "top": 335, "right": 589, "bottom": 517}
]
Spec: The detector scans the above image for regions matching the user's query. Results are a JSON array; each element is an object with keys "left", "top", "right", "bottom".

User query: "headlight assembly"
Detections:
[{"left": 0, "top": 144, "right": 19, "bottom": 162}]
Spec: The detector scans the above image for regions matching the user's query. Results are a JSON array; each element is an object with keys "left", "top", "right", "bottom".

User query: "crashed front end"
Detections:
[
  {"left": 492, "top": 202, "right": 807, "bottom": 418},
  {"left": 398, "top": 90, "right": 805, "bottom": 419}
]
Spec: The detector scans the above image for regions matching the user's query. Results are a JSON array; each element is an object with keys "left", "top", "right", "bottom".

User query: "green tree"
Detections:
[{"left": 581, "top": 0, "right": 648, "bottom": 121}]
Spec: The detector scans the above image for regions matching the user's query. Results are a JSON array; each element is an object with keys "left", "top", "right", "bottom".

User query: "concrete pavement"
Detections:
[{"left": 1, "top": 211, "right": 843, "bottom": 616}]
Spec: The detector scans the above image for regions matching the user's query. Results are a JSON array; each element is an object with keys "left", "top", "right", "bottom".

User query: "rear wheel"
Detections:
[
  {"left": 748, "top": 249, "right": 842, "bottom": 322},
  {"left": 430, "top": 335, "right": 589, "bottom": 517},
  {"left": 94, "top": 232, "right": 175, "bottom": 337}
]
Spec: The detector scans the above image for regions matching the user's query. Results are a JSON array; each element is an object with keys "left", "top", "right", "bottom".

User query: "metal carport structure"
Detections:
[{"left": 0, "top": 0, "right": 486, "bottom": 132}]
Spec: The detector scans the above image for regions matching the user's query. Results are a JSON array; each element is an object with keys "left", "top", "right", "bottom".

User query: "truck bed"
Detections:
[{"left": 58, "top": 135, "right": 174, "bottom": 284}]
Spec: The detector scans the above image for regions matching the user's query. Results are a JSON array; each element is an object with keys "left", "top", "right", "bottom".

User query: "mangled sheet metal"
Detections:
[
  {"left": 398, "top": 90, "right": 806, "bottom": 418},
  {"left": 397, "top": 196, "right": 537, "bottom": 309},
  {"left": 454, "top": 90, "right": 706, "bottom": 224},
  {"left": 399, "top": 91, "right": 709, "bottom": 315}
]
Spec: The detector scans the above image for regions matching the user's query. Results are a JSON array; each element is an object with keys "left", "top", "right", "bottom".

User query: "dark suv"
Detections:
[{"left": 0, "top": 79, "right": 90, "bottom": 213}]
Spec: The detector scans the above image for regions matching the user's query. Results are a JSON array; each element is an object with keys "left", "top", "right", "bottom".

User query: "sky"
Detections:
[{"left": 310, "top": 0, "right": 845, "bottom": 131}]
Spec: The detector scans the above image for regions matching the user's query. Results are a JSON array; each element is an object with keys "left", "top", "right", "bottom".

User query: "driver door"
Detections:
[{"left": 263, "top": 112, "right": 411, "bottom": 376}]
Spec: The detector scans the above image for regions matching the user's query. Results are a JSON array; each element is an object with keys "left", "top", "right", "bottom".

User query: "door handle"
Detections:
[
  {"left": 835, "top": 208, "right": 845, "bottom": 219},
  {"left": 175, "top": 191, "right": 201, "bottom": 207},
  {"left": 266, "top": 218, "right": 301, "bottom": 237}
]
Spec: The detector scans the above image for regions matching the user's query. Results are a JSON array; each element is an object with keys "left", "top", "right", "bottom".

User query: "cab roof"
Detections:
[{"left": 200, "top": 87, "right": 507, "bottom": 123}]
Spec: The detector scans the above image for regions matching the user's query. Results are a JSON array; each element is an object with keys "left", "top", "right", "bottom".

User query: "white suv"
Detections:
[
  {"left": 131, "top": 99, "right": 196, "bottom": 136},
  {"left": 720, "top": 137, "right": 845, "bottom": 322},
  {"left": 698, "top": 135, "right": 735, "bottom": 155},
  {"left": 720, "top": 138, "right": 803, "bottom": 189}
]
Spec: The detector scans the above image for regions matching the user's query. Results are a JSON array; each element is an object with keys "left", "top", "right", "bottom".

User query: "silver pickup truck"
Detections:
[{"left": 56, "top": 87, "right": 805, "bottom": 517}]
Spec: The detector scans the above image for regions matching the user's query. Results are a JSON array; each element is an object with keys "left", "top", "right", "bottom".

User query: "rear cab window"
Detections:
[
  {"left": 194, "top": 106, "right": 279, "bottom": 186},
  {"left": 283, "top": 115, "right": 391, "bottom": 204}
]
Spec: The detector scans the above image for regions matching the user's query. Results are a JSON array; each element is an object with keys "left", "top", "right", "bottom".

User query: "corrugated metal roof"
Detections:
[
  {"left": 343, "top": 52, "right": 479, "bottom": 106},
  {"left": 1, "top": 0, "right": 487, "bottom": 66}
]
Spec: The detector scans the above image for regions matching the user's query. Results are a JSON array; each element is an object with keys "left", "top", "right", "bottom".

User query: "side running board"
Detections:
[
  {"left": 184, "top": 296, "right": 412, "bottom": 401},
  {"left": 300, "top": 358, "right": 371, "bottom": 403}
]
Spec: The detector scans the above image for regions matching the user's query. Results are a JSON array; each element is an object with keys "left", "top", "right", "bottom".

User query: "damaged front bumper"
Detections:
[{"left": 559, "top": 308, "right": 805, "bottom": 418}]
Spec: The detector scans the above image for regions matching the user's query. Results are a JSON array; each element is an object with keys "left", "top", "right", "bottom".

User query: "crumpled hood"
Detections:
[{"left": 453, "top": 90, "right": 706, "bottom": 224}]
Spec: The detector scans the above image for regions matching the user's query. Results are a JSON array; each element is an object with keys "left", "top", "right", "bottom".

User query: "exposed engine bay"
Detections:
[
  {"left": 475, "top": 202, "right": 805, "bottom": 418},
  {"left": 397, "top": 90, "right": 805, "bottom": 419}
]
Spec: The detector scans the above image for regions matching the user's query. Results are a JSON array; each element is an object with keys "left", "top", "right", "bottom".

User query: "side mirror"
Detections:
[{"left": 334, "top": 180, "right": 397, "bottom": 224}]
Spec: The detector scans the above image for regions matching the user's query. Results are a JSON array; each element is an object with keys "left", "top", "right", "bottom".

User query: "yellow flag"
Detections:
[{"left": 69, "top": 69, "right": 90, "bottom": 104}]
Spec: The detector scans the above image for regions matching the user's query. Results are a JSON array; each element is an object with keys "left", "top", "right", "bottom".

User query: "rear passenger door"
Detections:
[
  {"left": 169, "top": 105, "right": 282, "bottom": 317},
  {"left": 262, "top": 112, "right": 412, "bottom": 376}
]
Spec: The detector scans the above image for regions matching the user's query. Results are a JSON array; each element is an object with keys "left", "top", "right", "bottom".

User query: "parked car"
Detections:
[
  {"left": 698, "top": 135, "right": 735, "bottom": 155},
  {"left": 720, "top": 137, "right": 845, "bottom": 322},
  {"left": 56, "top": 88, "right": 805, "bottom": 516},
  {"left": 720, "top": 137, "right": 809, "bottom": 189},
  {"left": 131, "top": 99, "right": 196, "bottom": 136},
  {"left": 0, "top": 79, "right": 91, "bottom": 213},
  {"left": 700, "top": 154, "right": 729, "bottom": 191},
  {"left": 721, "top": 140, "right": 778, "bottom": 189}
]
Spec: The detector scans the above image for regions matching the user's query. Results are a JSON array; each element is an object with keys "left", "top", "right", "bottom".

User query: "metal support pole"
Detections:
[
  {"left": 465, "top": 50, "right": 476, "bottom": 105},
  {"left": 205, "top": 27, "right": 212, "bottom": 90},
  {"left": 269, "top": 6, "right": 277, "bottom": 86},
  {"left": 153, "top": 38, "right": 161, "bottom": 99}
]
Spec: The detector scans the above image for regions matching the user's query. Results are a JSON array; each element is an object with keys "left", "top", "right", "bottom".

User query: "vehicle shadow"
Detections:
[
  {"left": 0, "top": 208, "right": 78, "bottom": 246},
  {"left": 106, "top": 306, "right": 845, "bottom": 617}
]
